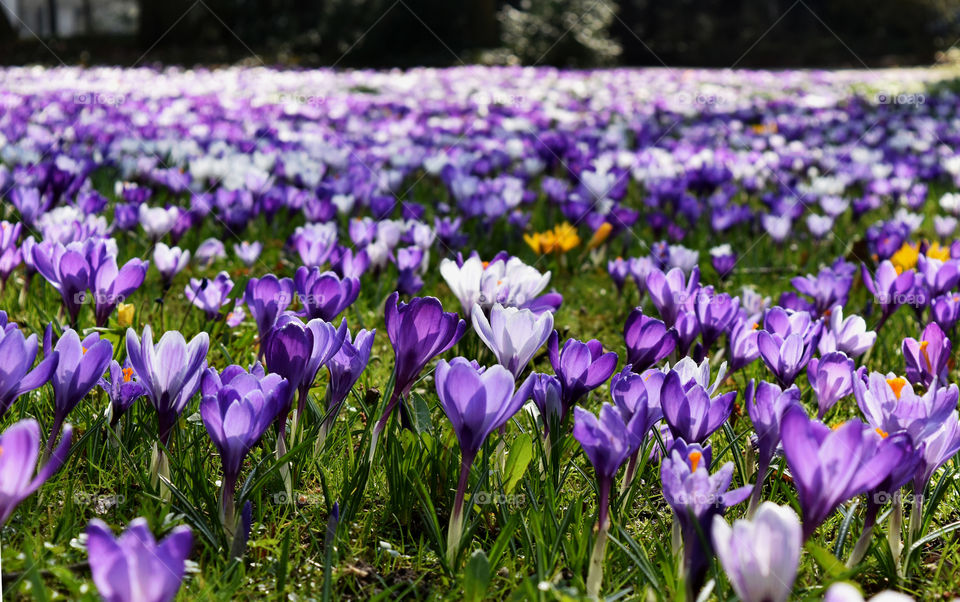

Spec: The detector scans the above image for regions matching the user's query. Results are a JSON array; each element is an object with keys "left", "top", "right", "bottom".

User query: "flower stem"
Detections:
[
  {"left": 586, "top": 478, "right": 611, "bottom": 599},
  {"left": 446, "top": 454, "right": 475, "bottom": 567}
]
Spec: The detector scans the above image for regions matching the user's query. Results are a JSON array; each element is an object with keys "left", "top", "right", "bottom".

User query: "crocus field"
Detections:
[{"left": 6, "top": 65, "right": 960, "bottom": 601}]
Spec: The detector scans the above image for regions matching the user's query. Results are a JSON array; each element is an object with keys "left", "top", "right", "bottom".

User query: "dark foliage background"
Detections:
[{"left": 2, "top": 0, "right": 960, "bottom": 67}]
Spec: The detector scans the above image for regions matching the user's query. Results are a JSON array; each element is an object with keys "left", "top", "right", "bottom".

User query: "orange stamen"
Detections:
[
  {"left": 886, "top": 377, "right": 907, "bottom": 399},
  {"left": 919, "top": 340, "right": 933, "bottom": 371},
  {"left": 876, "top": 428, "right": 889, "bottom": 439},
  {"left": 122, "top": 367, "right": 134, "bottom": 383},
  {"left": 688, "top": 451, "right": 703, "bottom": 472}
]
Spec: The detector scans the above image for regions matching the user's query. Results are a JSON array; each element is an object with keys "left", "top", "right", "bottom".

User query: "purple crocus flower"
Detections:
[
  {"left": 244, "top": 274, "right": 295, "bottom": 347},
  {"left": 607, "top": 257, "right": 630, "bottom": 294},
  {"left": 472, "top": 303, "right": 553, "bottom": 379},
  {"left": 757, "top": 318, "right": 820, "bottom": 387},
  {"left": 98, "top": 360, "right": 147, "bottom": 427},
  {"left": 436, "top": 358, "right": 533, "bottom": 564},
  {"left": 710, "top": 244, "right": 737, "bottom": 280},
  {"left": 372, "top": 293, "right": 466, "bottom": 445},
  {"left": 660, "top": 368, "right": 735, "bottom": 444},
  {"left": 0, "top": 321, "right": 58, "bottom": 419},
  {"left": 807, "top": 351, "right": 855, "bottom": 418},
  {"left": 791, "top": 266, "right": 853, "bottom": 317},
  {"left": 530, "top": 372, "right": 563, "bottom": 436},
  {"left": 292, "top": 223, "right": 338, "bottom": 267},
  {"left": 917, "top": 255, "right": 960, "bottom": 298},
  {"left": 0, "top": 221, "right": 22, "bottom": 289},
  {"left": 728, "top": 317, "right": 761, "bottom": 373},
  {"left": 86, "top": 518, "right": 192, "bottom": 602},
  {"left": 628, "top": 256, "right": 654, "bottom": 296},
  {"left": 661, "top": 443, "right": 751, "bottom": 599},
  {"left": 547, "top": 331, "right": 618, "bottom": 421},
  {"left": 126, "top": 325, "right": 209, "bottom": 446},
  {"left": 780, "top": 405, "right": 905, "bottom": 540},
  {"left": 645, "top": 266, "right": 700, "bottom": 326},
  {"left": 332, "top": 247, "right": 369, "bottom": 280},
  {"left": 573, "top": 402, "right": 640, "bottom": 597},
  {"left": 623, "top": 307, "right": 676, "bottom": 372},
  {"left": 695, "top": 287, "right": 739, "bottom": 352},
  {"left": 201, "top": 364, "right": 289, "bottom": 540},
  {"left": 818, "top": 306, "right": 876, "bottom": 358},
  {"left": 185, "top": 271, "right": 234, "bottom": 319},
  {"left": 610, "top": 367, "right": 663, "bottom": 487},
  {"left": 152, "top": 243, "right": 190, "bottom": 288},
  {"left": 265, "top": 314, "right": 347, "bottom": 433},
  {"left": 48, "top": 329, "right": 112, "bottom": 452},
  {"left": 319, "top": 328, "right": 375, "bottom": 443},
  {"left": 711, "top": 502, "right": 801, "bottom": 602},
  {"left": 395, "top": 246, "right": 425, "bottom": 296},
  {"left": 914, "top": 411, "right": 960, "bottom": 494},
  {"left": 931, "top": 294, "right": 960, "bottom": 333},
  {"left": 848, "top": 429, "right": 919, "bottom": 565},
  {"left": 902, "top": 322, "right": 950, "bottom": 388},
  {"left": 0, "top": 418, "right": 73, "bottom": 525},
  {"left": 194, "top": 238, "right": 226, "bottom": 266},
  {"left": 744, "top": 380, "right": 800, "bottom": 514},
  {"left": 854, "top": 373, "right": 958, "bottom": 441},
  {"left": 32, "top": 240, "right": 92, "bottom": 325},
  {"left": 861, "top": 260, "right": 915, "bottom": 328},
  {"left": 293, "top": 267, "right": 360, "bottom": 322},
  {"left": 92, "top": 256, "right": 148, "bottom": 327},
  {"left": 233, "top": 241, "right": 263, "bottom": 267}
]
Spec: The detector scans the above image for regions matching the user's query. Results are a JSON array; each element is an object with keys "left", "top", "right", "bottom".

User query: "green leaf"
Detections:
[
  {"left": 463, "top": 549, "right": 491, "bottom": 602},
  {"left": 806, "top": 542, "right": 847, "bottom": 579},
  {"left": 502, "top": 433, "right": 534, "bottom": 495},
  {"left": 410, "top": 392, "right": 433, "bottom": 434}
]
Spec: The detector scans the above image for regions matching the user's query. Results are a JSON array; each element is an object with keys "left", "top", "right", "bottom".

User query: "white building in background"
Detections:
[{"left": 2, "top": 0, "right": 138, "bottom": 38}]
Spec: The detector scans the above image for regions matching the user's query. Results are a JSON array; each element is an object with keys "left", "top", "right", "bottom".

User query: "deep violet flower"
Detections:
[
  {"left": 623, "top": 307, "right": 677, "bottom": 372},
  {"left": 547, "top": 331, "right": 618, "bottom": 421},
  {"left": 436, "top": 358, "right": 533, "bottom": 565},
  {"left": 371, "top": 293, "right": 466, "bottom": 454},
  {"left": 293, "top": 266, "right": 360, "bottom": 322}
]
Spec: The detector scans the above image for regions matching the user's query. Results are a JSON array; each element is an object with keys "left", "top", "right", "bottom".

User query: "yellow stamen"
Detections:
[
  {"left": 688, "top": 451, "right": 702, "bottom": 472},
  {"left": 751, "top": 323, "right": 759, "bottom": 330},
  {"left": 82, "top": 347, "right": 88, "bottom": 355},
  {"left": 919, "top": 341, "right": 933, "bottom": 371},
  {"left": 886, "top": 377, "right": 907, "bottom": 399}
]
